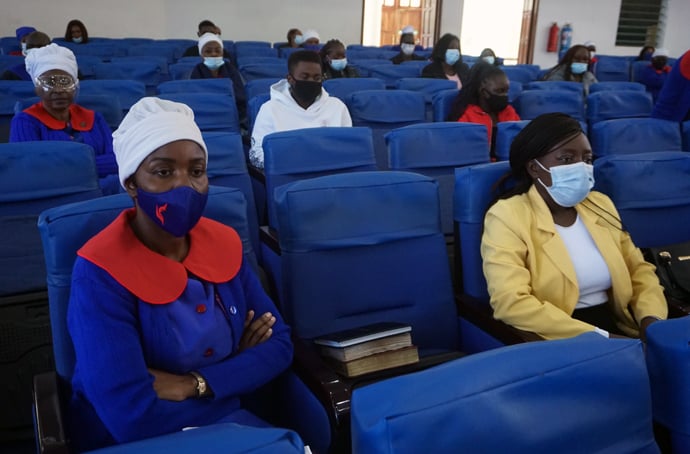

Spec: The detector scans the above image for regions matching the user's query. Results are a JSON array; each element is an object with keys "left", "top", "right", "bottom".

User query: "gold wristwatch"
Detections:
[{"left": 189, "top": 371, "right": 208, "bottom": 398}]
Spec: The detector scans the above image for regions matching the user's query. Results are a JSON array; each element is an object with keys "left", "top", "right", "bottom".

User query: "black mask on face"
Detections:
[
  {"left": 484, "top": 91, "right": 509, "bottom": 113},
  {"left": 652, "top": 57, "right": 667, "bottom": 70},
  {"left": 290, "top": 79, "right": 322, "bottom": 106}
]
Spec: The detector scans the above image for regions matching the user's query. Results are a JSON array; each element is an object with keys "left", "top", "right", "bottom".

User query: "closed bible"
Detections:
[{"left": 326, "top": 345, "right": 419, "bottom": 377}]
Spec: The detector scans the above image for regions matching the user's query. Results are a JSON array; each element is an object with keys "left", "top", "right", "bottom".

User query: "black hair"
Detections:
[
  {"left": 399, "top": 32, "right": 414, "bottom": 45},
  {"left": 288, "top": 50, "right": 322, "bottom": 73},
  {"left": 198, "top": 20, "right": 216, "bottom": 30},
  {"left": 287, "top": 28, "right": 301, "bottom": 43},
  {"left": 319, "top": 39, "right": 345, "bottom": 67},
  {"left": 430, "top": 33, "right": 461, "bottom": 64},
  {"left": 542, "top": 44, "right": 589, "bottom": 81},
  {"left": 480, "top": 48, "right": 496, "bottom": 58},
  {"left": 637, "top": 45, "right": 655, "bottom": 60},
  {"left": 25, "top": 31, "right": 51, "bottom": 50},
  {"left": 64, "top": 19, "right": 88, "bottom": 43},
  {"left": 448, "top": 62, "right": 506, "bottom": 120},
  {"left": 496, "top": 113, "right": 584, "bottom": 201}
]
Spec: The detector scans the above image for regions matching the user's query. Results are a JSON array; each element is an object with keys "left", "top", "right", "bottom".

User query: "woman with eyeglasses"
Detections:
[{"left": 9, "top": 44, "right": 117, "bottom": 191}]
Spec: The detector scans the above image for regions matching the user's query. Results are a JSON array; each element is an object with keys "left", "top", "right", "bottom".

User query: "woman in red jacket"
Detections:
[{"left": 448, "top": 62, "right": 520, "bottom": 153}]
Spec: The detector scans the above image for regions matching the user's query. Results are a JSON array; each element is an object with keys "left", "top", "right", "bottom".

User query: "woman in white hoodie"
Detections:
[{"left": 249, "top": 50, "right": 352, "bottom": 169}]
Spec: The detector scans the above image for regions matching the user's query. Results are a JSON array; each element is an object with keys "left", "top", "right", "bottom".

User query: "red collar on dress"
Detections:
[
  {"left": 24, "top": 102, "right": 95, "bottom": 131},
  {"left": 78, "top": 208, "right": 243, "bottom": 304}
]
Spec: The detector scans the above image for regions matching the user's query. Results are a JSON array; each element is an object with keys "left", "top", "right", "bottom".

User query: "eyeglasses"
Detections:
[{"left": 35, "top": 75, "right": 77, "bottom": 91}]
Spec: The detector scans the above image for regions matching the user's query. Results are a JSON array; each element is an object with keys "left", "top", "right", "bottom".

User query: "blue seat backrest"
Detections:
[
  {"left": 274, "top": 171, "right": 458, "bottom": 352},
  {"left": 494, "top": 120, "right": 530, "bottom": 161},
  {"left": 157, "top": 78, "right": 235, "bottom": 97},
  {"left": 524, "top": 81, "right": 583, "bottom": 94},
  {"left": 367, "top": 64, "right": 422, "bottom": 88},
  {"left": 386, "top": 123, "right": 490, "bottom": 234},
  {"left": 78, "top": 79, "right": 146, "bottom": 110},
  {"left": 395, "top": 78, "right": 458, "bottom": 122},
  {"left": 127, "top": 43, "right": 178, "bottom": 64},
  {"left": 263, "top": 127, "right": 377, "bottom": 229},
  {"left": 168, "top": 62, "right": 196, "bottom": 80},
  {"left": 630, "top": 60, "right": 650, "bottom": 83},
  {"left": 75, "top": 55, "right": 103, "bottom": 79},
  {"left": 586, "top": 90, "right": 653, "bottom": 124},
  {"left": 37, "top": 186, "right": 257, "bottom": 380},
  {"left": 684, "top": 120, "right": 690, "bottom": 151},
  {"left": 248, "top": 93, "right": 270, "bottom": 133},
  {"left": 593, "top": 151, "right": 690, "bottom": 248},
  {"left": 158, "top": 92, "right": 240, "bottom": 133},
  {"left": 595, "top": 56, "right": 632, "bottom": 82},
  {"left": 0, "top": 141, "right": 102, "bottom": 296},
  {"left": 0, "top": 80, "right": 35, "bottom": 99},
  {"left": 349, "top": 58, "right": 392, "bottom": 77},
  {"left": 240, "top": 63, "right": 288, "bottom": 82},
  {"left": 94, "top": 61, "right": 162, "bottom": 87},
  {"left": 236, "top": 56, "right": 281, "bottom": 68},
  {"left": 516, "top": 89, "right": 584, "bottom": 120},
  {"left": 322, "top": 77, "right": 386, "bottom": 103},
  {"left": 352, "top": 333, "right": 657, "bottom": 454},
  {"left": 508, "top": 80, "right": 522, "bottom": 103},
  {"left": 590, "top": 118, "right": 682, "bottom": 157},
  {"left": 245, "top": 78, "right": 280, "bottom": 100},
  {"left": 70, "top": 43, "right": 127, "bottom": 61},
  {"left": 111, "top": 56, "right": 170, "bottom": 76},
  {"left": 589, "top": 82, "right": 646, "bottom": 93},
  {"left": 500, "top": 65, "right": 534, "bottom": 84},
  {"left": 348, "top": 89, "right": 426, "bottom": 169},
  {"left": 432, "top": 88, "right": 460, "bottom": 122},
  {"left": 454, "top": 161, "right": 511, "bottom": 299}
]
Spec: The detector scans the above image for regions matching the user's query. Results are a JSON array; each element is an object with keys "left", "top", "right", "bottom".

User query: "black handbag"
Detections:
[{"left": 643, "top": 241, "right": 690, "bottom": 302}]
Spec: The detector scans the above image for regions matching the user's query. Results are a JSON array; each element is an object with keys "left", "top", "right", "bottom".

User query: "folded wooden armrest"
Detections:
[
  {"left": 456, "top": 293, "right": 543, "bottom": 344},
  {"left": 33, "top": 371, "right": 69, "bottom": 454},
  {"left": 259, "top": 226, "right": 280, "bottom": 255}
]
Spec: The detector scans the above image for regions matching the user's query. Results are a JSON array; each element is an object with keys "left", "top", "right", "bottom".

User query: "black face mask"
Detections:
[
  {"left": 291, "top": 79, "right": 322, "bottom": 106},
  {"left": 485, "top": 92, "right": 509, "bottom": 113},
  {"left": 652, "top": 57, "right": 667, "bottom": 70}
]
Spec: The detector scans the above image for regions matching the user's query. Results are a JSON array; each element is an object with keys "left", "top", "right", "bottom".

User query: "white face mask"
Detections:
[
  {"left": 482, "top": 56, "right": 495, "bottom": 65},
  {"left": 534, "top": 160, "right": 594, "bottom": 207},
  {"left": 401, "top": 43, "right": 415, "bottom": 55},
  {"left": 203, "top": 56, "right": 225, "bottom": 70}
]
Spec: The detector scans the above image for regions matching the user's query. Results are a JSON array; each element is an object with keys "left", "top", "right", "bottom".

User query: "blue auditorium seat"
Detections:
[
  {"left": 348, "top": 89, "right": 426, "bottom": 168},
  {"left": 245, "top": 78, "right": 280, "bottom": 101},
  {"left": 631, "top": 60, "right": 651, "bottom": 83},
  {"left": 386, "top": 122, "right": 490, "bottom": 234},
  {"left": 646, "top": 317, "right": 690, "bottom": 454},
  {"left": 515, "top": 89, "right": 585, "bottom": 120},
  {"left": 168, "top": 62, "right": 196, "bottom": 80},
  {"left": 156, "top": 78, "right": 235, "bottom": 96},
  {"left": 684, "top": 120, "right": 690, "bottom": 151},
  {"left": 499, "top": 65, "right": 535, "bottom": 84},
  {"left": 240, "top": 62, "right": 287, "bottom": 82},
  {"left": 126, "top": 43, "right": 179, "bottom": 64},
  {"left": 158, "top": 92, "right": 240, "bottom": 133},
  {"left": 323, "top": 77, "right": 386, "bottom": 104},
  {"left": 524, "top": 80, "right": 584, "bottom": 93},
  {"left": 0, "top": 141, "right": 102, "bottom": 436},
  {"left": 0, "top": 80, "right": 35, "bottom": 99},
  {"left": 236, "top": 56, "right": 281, "bottom": 68},
  {"left": 348, "top": 58, "right": 392, "bottom": 77},
  {"left": 111, "top": 56, "right": 169, "bottom": 78},
  {"left": 494, "top": 120, "right": 530, "bottom": 161},
  {"left": 508, "top": 80, "right": 522, "bottom": 103},
  {"left": 367, "top": 64, "right": 422, "bottom": 88},
  {"left": 352, "top": 333, "right": 658, "bottom": 454},
  {"left": 94, "top": 61, "right": 163, "bottom": 90},
  {"left": 78, "top": 79, "right": 146, "bottom": 110},
  {"left": 395, "top": 78, "right": 458, "bottom": 122},
  {"left": 248, "top": 93, "right": 270, "bottom": 132},
  {"left": 33, "top": 187, "right": 317, "bottom": 453},
  {"left": 262, "top": 127, "right": 377, "bottom": 230},
  {"left": 590, "top": 118, "right": 682, "bottom": 158},
  {"left": 75, "top": 55, "right": 103, "bottom": 79},
  {"left": 593, "top": 151, "right": 690, "bottom": 248},
  {"left": 432, "top": 88, "right": 459, "bottom": 122},
  {"left": 595, "top": 56, "right": 632, "bottom": 82},
  {"left": 589, "top": 81, "right": 646, "bottom": 93},
  {"left": 586, "top": 90, "right": 653, "bottom": 125}
]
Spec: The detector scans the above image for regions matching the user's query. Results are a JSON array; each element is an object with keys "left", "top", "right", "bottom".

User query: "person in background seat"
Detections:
[
  {"left": 479, "top": 48, "right": 501, "bottom": 66},
  {"left": 181, "top": 20, "right": 232, "bottom": 59},
  {"left": 279, "top": 28, "right": 304, "bottom": 49},
  {"left": 635, "top": 45, "right": 655, "bottom": 62},
  {"left": 299, "top": 29, "right": 321, "bottom": 49},
  {"left": 639, "top": 48, "right": 672, "bottom": 102},
  {"left": 1, "top": 31, "right": 51, "bottom": 81},
  {"left": 320, "top": 39, "right": 359, "bottom": 79},
  {"left": 390, "top": 27, "right": 427, "bottom": 65},
  {"left": 64, "top": 19, "right": 89, "bottom": 44},
  {"left": 542, "top": 44, "right": 598, "bottom": 95},
  {"left": 481, "top": 113, "right": 667, "bottom": 340},
  {"left": 651, "top": 48, "right": 690, "bottom": 122},
  {"left": 7, "top": 26, "right": 36, "bottom": 56},
  {"left": 421, "top": 33, "right": 470, "bottom": 90}
]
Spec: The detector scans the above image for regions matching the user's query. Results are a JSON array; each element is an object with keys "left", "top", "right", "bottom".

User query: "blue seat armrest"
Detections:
[
  {"left": 455, "top": 293, "right": 543, "bottom": 345},
  {"left": 33, "top": 371, "right": 68, "bottom": 454}
]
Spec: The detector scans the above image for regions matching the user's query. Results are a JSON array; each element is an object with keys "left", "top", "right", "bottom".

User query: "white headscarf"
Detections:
[
  {"left": 112, "top": 97, "right": 207, "bottom": 188},
  {"left": 652, "top": 48, "right": 669, "bottom": 58},
  {"left": 25, "top": 43, "right": 78, "bottom": 84},
  {"left": 198, "top": 32, "right": 223, "bottom": 55},
  {"left": 302, "top": 29, "right": 320, "bottom": 43}
]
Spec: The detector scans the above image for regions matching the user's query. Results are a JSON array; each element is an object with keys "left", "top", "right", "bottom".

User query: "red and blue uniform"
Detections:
[{"left": 652, "top": 49, "right": 690, "bottom": 121}]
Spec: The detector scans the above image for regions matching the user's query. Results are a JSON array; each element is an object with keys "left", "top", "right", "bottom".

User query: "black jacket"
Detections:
[{"left": 421, "top": 60, "right": 470, "bottom": 85}]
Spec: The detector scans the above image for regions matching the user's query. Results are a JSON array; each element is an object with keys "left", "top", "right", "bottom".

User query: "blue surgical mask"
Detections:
[
  {"left": 21, "top": 42, "right": 27, "bottom": 56},
  {"left": 136, "top": 186, "right": 208, "bottom": 237},
  {"left": 445, "top": 49, "right": 460, "bottom": 66},
  {"left": 294, "top": 35, "right": 304, "bottom": 45},
  {"left": 482, "top": 56, "right": 495, "bottom": 65},
  {"left": 535, "top": 160, "right": 594, "bottom": 207},
  {"left": 72, "top": 37, "right": 83, "bottom": 44},
  {"left": 329, "top": 58, "right": 348, "bottom": 72},
  {"left": 570, "top": 62, "right": 588, "bottom": 75},
  {"left": 203, "top": 57, "right": 225, "bottom": 70},
  {"left": 401, "top": 43, "right": 415, "bottom": 56}
]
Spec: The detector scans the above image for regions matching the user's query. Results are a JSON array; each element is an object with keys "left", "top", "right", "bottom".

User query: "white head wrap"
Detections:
[
  {"left": 653, "top": 48, "right": 669, "bottom": 58},
  {"left": 302, "top": 29, "right": 320, "bottom": 43},
  {"left": 583, "top": 41, "right": 596, "bottom": 48},
  {"left": 198, "top": 32, "right": 223, "bottom": 55},
  {"left": 401, "top": 25, "right": 415, "bottom": 35},
  {"left": 25, "top": 43, "right": 78, "bottom": 84},
  {"left": 112, "top": 97, "right": 207, "bottom": 188}
]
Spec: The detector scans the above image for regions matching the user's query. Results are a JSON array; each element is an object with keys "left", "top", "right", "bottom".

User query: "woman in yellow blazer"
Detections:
[{"left": 481, "top": 113, "right": 667, "bottom": 340}]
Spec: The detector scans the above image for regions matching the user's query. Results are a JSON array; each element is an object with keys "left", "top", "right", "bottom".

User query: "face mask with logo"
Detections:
[
  {"left": 136, "top": 186, "right": 208, "bottom": 237},
  {"left": 329, "top": 58, "right": 348, "bottom": 72},
  {"left": 445, "top": 49, "right": 460, "bottom": 66},
  {"left": 484, "top": 91, "right": 509, "bottom": 112},
  {"left": 534, "top": 160, "right": 594, "bottom": 207},
  {"left": 401, "top": 43, "right": 415, "bottom": 56},
  {"left": 294, "top": 35, "right": 304, "bottom": 45},
  {"left": 72, "top": 37, "right": 83, "bottom": 44},
  {"left": 482, "top": 56, "right": 495, "bottom": 65},
  {"left": 203, "top": 57, "right": 225, "bottom": 70},
  {"left": 291, "top": 79, "right": 322, "bottom": 106},
  {"left": 570, "top": 62, "right": 588, "bottom": 75}
]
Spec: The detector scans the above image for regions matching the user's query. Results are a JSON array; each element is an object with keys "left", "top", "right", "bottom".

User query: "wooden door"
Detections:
[{"left": 380, "top": 0, "right": 424, "bottom": 46}]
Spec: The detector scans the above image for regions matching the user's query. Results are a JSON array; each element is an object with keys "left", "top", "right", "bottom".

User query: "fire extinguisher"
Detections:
[
  {"left": 547, "top": 22, "right": 559, "bottom": 53},
  {"left": 559, "top": 23, "right": 573, "bottom": 60}
]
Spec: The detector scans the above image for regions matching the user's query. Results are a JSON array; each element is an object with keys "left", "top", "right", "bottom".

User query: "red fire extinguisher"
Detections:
[{"left": 547, "top": 22, "right": 559, "bottom": 52}]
